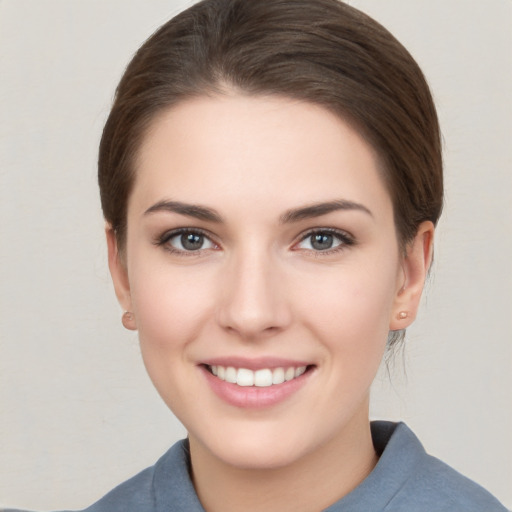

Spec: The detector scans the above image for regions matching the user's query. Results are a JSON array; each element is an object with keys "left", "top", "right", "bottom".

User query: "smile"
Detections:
[{"left": 207, "top": 365, "right": 308, "bottom": 387}]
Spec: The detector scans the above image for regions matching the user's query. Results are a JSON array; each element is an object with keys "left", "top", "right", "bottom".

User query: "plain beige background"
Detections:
[{"left": 0, "top": 0, "right": 511, "bottom": 510}]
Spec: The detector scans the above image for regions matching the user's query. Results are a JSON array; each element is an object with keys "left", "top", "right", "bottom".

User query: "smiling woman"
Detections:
[
  {"left": 110, "top": 95, "right": 418, "bottom": 481},
  {"left": 1, "top": 0, "right": 510, "bottom": 511}
]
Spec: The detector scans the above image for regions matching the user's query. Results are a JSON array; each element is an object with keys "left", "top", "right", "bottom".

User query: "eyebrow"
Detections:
[
  {"left": 279, "top": 200, "right": 373, "bottom": 223},
  {"left": 144, "top": 200, "right": 224, "bottom": 223},
  {"left": 143, "top": 198, "right": 372, "bottom": 224}
]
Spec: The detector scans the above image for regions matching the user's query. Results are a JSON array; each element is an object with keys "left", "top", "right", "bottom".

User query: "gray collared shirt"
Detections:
[{"left": 3, "top": 422, "right": 507, "bottom": 511}]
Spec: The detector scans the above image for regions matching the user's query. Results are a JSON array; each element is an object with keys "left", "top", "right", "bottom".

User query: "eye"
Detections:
[
  {"left": 295, "top": 229, "right": 354, "bottom": 252},
  {"left": 158, "top": 229, "right": 217, "bottom": 253}
]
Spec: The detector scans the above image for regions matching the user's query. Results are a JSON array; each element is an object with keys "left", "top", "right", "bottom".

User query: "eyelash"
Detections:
[
  {"left": 154, "top": 227, "right": 355, "bottom": 256},
  {"left": 294, "top": 228, "right": 355, "bottom": 256},
  {"left": 154, "top": 228, "right": 219, "bottom": 257}
]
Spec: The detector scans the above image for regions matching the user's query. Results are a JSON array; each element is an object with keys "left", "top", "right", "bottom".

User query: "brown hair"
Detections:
[{"left": 98, "top": 0, "right": 443, "bottom": 345}]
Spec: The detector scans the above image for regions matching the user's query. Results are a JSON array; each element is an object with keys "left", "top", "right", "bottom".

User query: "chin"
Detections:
[
  {"left": 213, "top": 437, "right": 307, "bottom": 470},
  {"left": 190, "top": 418, "right": 326, "bottom": 471}
]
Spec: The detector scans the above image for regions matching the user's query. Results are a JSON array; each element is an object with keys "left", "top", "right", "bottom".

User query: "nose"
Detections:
[{"left": 217, "top": 247, "right": 292, "bottom": 340}]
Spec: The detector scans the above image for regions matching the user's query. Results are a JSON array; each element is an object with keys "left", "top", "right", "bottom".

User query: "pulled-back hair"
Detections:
[{"left": 98, "top": 0, "right": 443, "bottom": 346}]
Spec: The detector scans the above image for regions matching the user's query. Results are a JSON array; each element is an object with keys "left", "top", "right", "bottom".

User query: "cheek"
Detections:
[
  {"left": 127, "top": 264, "right": 218, "bottom": 411},
  {"left": 301, "top": 259, "right": 397, "bottom": 333},
  {"left": 296, "top": 257, "right": 398, "bottom": 372},
  {"left": 129, "top": 259, "right": 216, "bottom": 357}
]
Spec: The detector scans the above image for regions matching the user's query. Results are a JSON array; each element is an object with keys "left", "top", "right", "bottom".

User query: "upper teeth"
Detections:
[{"left": 210, "top": 365, "right": 307, "bottom": 387}]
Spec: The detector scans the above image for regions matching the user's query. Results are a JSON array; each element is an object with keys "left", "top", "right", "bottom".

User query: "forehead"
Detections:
[{"left": 131, "top": 94, "right": 392, "bottom": 219}]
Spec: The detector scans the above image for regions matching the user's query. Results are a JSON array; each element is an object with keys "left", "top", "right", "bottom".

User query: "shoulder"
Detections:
[
  {"left": 403, "top": 453, "right": 507, "bottom": 512},
  {"left": 328, "top": 422, "right": 508, "bottom": 512},
  {"left": 1, "top": 439, "right": 201, "bottom": 512},
  {"left": 78, "top": 465, "right": 156, "bottom": 512},
  {"left": 373, "top": 422, "right": 508, "bottom": 512},
  {"left": 79, "top": 438, "right": 202, "bottom": 512},
  {"left": 1, "top": 465, "right": 154, "bottom": 512},
  {"left": 80, "top": 438, "right": 204, "bottom": 512}
]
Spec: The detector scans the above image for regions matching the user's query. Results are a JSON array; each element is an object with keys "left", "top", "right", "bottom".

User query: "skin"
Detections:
[{"left": 107, "top": 94, "right": 433, "bottom": 512}]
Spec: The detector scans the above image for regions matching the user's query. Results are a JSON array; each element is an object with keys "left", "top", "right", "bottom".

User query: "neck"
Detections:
[{"left": 188, "top": 407, "right": 377, "bottom": 512}]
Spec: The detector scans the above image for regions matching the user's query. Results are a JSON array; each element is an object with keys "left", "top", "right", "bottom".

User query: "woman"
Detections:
[{"left": 3, "top": 0, "right": 508, "bottom": 510}]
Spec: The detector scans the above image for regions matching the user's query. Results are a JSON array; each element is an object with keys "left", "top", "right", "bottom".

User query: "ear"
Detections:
[
  {"left": 106, "top": 225, "right": 137, "bottom": 330},
  {"left": 389, "top": 221, "right": 435, "bottom": 330}
]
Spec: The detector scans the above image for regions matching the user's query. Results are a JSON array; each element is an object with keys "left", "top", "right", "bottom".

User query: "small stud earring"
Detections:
[
  {"left": 122, "top": 311, "right": 136, "bottom": 330},
  {"left": 397, "top": 311, "right": 408, "bottom": 320}
]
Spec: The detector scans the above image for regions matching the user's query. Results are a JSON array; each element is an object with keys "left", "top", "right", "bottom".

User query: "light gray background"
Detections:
[{"left": 0, "top": 0, "right": 511, "bottom": 510}]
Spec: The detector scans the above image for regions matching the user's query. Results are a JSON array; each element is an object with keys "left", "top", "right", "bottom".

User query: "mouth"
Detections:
[
  {"left": 200, "top": 360, "right": 315, "bottom": 408},
  {"left": 204, "top": 364, "right": 314, "bottom": 387}
]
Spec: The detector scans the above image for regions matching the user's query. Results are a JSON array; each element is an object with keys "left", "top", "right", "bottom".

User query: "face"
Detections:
[{"left": 109, "top": 95, "right": 430, "bottom": 471}]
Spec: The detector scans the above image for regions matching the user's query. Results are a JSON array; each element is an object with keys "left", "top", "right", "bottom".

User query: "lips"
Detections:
[{"left": 200, "top": 359, "right": 314, "bottom": 408}]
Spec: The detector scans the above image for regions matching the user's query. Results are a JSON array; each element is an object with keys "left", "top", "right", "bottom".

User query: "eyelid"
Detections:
[
  {"left": 155, "top": 227, "right": 220, "bottom": 254},
  {"left": 154, "top": 226, "right": 354, "bottom": 255},
  {"left": 292, "top": 227, "right": 355, "bottom": 252}
]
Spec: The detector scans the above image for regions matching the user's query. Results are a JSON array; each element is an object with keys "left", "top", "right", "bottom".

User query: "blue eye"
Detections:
[
  {"left": 296, "top": 230, "right": 353, "bottom": 252},
  {"left": 160, "top": 230, "right": 216, "bottom": 253}
]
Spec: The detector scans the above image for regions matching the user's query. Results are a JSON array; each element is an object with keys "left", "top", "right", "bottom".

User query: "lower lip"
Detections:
[{"left": 201, "top": 366, "right": 312, "bottom": 409}]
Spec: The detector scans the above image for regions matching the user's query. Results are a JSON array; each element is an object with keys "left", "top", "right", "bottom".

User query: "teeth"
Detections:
[
  {"left": 295, "top": 366, "right": 306, "bottom": 377},
  {"left": 285, "top": 367, "right": 295, "bottom": 381},
  {"left": 237, "top": 368, "right": 254, "bottom": 387},
  {"left": 272, "top": 367, "right": 285, "bottom": 385},
  {"left": 209, "top": 365, "right": 309, "bottom": 387},
  {"left": 225, "top": 366, "right": 237, "bottom": 384},
  {"left": 254, "top": 369, "right": 273, "bottom": 387}
]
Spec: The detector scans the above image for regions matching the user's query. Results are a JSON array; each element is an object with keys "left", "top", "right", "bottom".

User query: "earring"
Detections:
[
  {"left": 397, "top": 311, "right": 408, "bottom": 320},
  {"left": 122, "top": 311, "right": 137, "bottom": 330}
]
